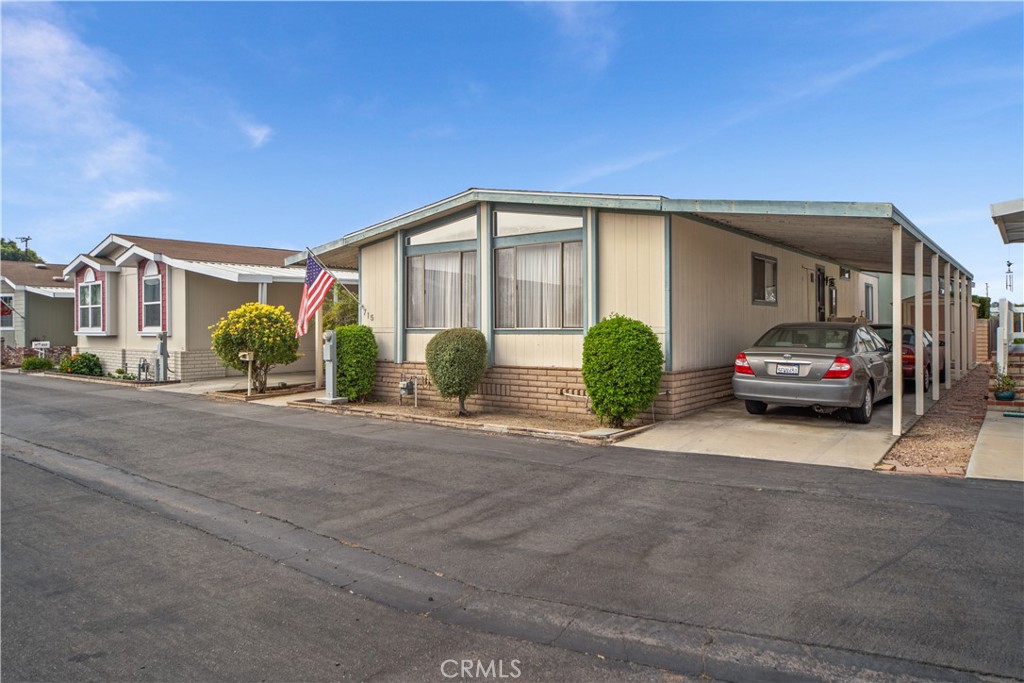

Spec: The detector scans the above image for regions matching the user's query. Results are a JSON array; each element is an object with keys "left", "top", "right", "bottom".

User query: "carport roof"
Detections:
[
  {"left": 290, "top": 188, "right": 973, "bottom": 278},
  {"left": 991, "top": 198, "right": 1024, "bottom": 244}
]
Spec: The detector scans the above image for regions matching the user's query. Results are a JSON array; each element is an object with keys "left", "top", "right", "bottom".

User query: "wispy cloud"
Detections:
[
  {"left": 241, "top": 121, "right": 273, "bottom": 149},
  {"left": 2, "top": 3, "right": 169, "bottom": 260},
  {"left": 541, "top": 3, "right": 619, "bottom": 74}
]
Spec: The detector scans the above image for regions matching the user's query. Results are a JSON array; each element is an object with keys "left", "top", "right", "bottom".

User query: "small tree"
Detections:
[
  {"left": 322, "top": 285, "right": 359, "bottom": 328},
  {"left": 335, "top": 324, "right": 378, "bottom": 401},
  {"left": 424, "top": 328, "right": 488, "bottom": 416},
  {"left": 210, "top": 303, "right": 299, "bottom": 393},
  {"left": 582, "top": 314, "right": 664, "bottom": 428}
]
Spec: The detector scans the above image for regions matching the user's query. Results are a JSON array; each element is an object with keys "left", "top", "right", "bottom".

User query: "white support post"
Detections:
[
  {"left": 930, "top": 254, "right": 940, "bottom": 401},
  {"left": 944, "top": 262, "right": 952, "bottom": 389},
  {"left": 257, "top": 282, "right": 268, "bottom": 304},
  {"left": 892, "top": 226, "right": 903, "bottom": 437},
  {"left": 914, "top": 241, "right": 924, "bottom": 416},
  {"left": 964, "top": 279, "right": 972, "bottom": 371},
  {"left": 315, "top": 309, "right": 324, "bottom": 389},
  {"left": 953, "top": 270, "right": 962, "bottom": 381}
]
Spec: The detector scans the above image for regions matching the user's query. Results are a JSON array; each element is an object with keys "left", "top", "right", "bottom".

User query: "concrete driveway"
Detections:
[{"left": 617, "top": 393, "right": 933, "bottom": 469}]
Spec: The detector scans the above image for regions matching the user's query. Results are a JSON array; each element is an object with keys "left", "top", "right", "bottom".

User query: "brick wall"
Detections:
[{"left": 373, "top": 362, "right": 736, "bottom": 421}]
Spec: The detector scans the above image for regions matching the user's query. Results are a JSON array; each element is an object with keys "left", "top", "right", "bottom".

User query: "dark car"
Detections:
[
  {"left": 870, "top": 324, "right": 945, "bottom": 391},
  {"left": 732, "top": 322, "right": 894, "bottom": 424}
]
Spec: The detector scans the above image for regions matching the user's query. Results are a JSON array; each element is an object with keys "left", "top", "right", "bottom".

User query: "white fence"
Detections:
[{"left": 995, "top": 298, "right": 1024, "bottom": 371}]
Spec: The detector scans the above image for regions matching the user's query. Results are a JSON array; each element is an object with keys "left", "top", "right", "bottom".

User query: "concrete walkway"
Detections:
[
  {"left": 616, "top": 395, "right": 930, "bottom": 470},
  {"left": 966, "top": 409, "right": 1024, "bottom": 481}
]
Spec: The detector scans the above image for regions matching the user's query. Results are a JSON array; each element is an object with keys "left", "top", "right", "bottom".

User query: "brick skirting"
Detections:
[
  {"left": 373, "top": 362, "right": 735, "bottom": 421},
  {"left": 71, "top": 347, "right": 234, "bottom": 382}
]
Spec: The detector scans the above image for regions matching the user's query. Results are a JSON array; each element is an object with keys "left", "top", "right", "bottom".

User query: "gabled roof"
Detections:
[
  {"left": 992, "top": 199, "right": 1024, "bottom": 244},
  {"left": 290, "top": 187, "right": 973, "bottom": 278},
  {"left": 63, "top": 234, "right": 356, "bottom": 285},
  {"left": 1, "top": 261, "right": 72, "bottom": 288}
]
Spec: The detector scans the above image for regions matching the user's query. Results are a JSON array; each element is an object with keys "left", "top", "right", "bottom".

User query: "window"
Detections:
[
  {"left": 406, "top": 251, "right": 476, "bottom": 328},
  {"left": 406, "top": 214, "right": 477, "bottom": 246},
  {"left": 494, "top": 241, "right": 582, "bottom": 329},
  {"left": 494, "top": 210, "right": 583, "bottom": 237},
  {"left": 752, "top": 254, "right": 777, "bottom": 305},
  {"left": 78, "top": 272, "right": 102, "bottom": 331},
  {"left": 1, "top": 295, "right": 13, "bottom": 329},
  {"left": 864, "top": 283, "right": 874, "bottom": 322},
  {"left": 142, "top": 261, "right": 162, "bottom": 330}
]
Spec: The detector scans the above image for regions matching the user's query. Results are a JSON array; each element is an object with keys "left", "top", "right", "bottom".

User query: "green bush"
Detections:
[
  {"left": 210, "top": 303, "right": 300, "bottom": 394},
  {"left": 425, "top": 328, "right": 488, "bottom": 416},
  {"left": 21, "top": 355, "right": 53, "bottom": 372},
  {"left": 335, "top": 324, "right": 378, "bottom": 401},
  {"left": 582, "top": 314, "right": 664, "bottom": 428},
  {"left": 58, "top": 352, "right": 103, "bottom": 376}
]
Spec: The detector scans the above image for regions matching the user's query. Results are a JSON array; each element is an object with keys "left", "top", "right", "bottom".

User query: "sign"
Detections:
[{"left": 31, "top": 341, "right": 51, "bottom": 350}]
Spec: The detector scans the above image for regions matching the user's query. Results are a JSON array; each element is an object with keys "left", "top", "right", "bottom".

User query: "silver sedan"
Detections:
[{"left": 732, "top": 322, "right": 894, "bottom": 423}]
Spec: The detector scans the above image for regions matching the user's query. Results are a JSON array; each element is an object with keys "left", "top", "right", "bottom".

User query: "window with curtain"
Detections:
[
  {"left": 494, "top": 241, "right": 582, "bottom": 329},
  {"left": 142, "top": 261, "right": 162, "bottom": 330},
  {"left": 1, "top": 295, "right": 13, "bottom": 329},
  {"left": 407, "top": 251, "right": 476, "bottom": 328},
  {"left": 79, "top": 280, "right": 102, "bottom": 330},
  {"left": 865, "top": 283, "right": 874, "bottom": 322},
  {"left": 752, "top": 253, "right": 778, "bottom": 305}
]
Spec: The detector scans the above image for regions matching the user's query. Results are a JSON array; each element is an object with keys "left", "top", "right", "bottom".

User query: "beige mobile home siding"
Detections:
[
  {"left": 598, "top": 212, "right": 665, "bottom": 352},
  {"left": 186, "top": 272, "right": 259, "bottom": 349},
  {"left": 25, "top": 295, "right": 75, "bottom": 346},
  {"left": 361, "top": 237, "right": 396, "bottom": 361},
  {"left": 266, "top": 281, "right": 315, "bottom": 372},
  {"left": 493, "top": 333, "right": 583, "bottom": 368},
  {"left": 671, "top": 215, "right": 863, "bottom": 369}
]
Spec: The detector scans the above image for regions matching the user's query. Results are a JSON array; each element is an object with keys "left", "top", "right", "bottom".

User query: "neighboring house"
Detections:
[
  {"left": 63, "top": 235, "right": 357, "bottom": 382},
  {"left": 293, "top": 189, "right": 975, "bottom": 422},
  {"left": 1, "top": 261, "right": 75, "bottom": 359}
]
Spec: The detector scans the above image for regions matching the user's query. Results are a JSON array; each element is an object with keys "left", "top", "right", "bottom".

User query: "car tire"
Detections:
[
  {"left": 922, "top": 365, "right": 932, "bottom": 393},
  {"left": 745, "top": 400, "right": 768, "bottom": 415},
  {"left": 849, "top": 384, "right": 873, "bottom": 424}
]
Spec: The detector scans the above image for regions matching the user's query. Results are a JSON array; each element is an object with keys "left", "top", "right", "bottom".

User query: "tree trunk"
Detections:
[{"left": 457, "top": 395, "right": 469, "bottom": 417}]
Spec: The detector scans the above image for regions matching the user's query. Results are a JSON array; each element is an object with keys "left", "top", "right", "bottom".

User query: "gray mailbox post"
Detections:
[{"left": 316, "top": 329, "right": 346, "bottom": 405}]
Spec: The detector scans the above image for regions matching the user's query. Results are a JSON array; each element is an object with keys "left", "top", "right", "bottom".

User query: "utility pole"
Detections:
[{"left": 15, "top": 236, "right": 31, "bottom": 253}]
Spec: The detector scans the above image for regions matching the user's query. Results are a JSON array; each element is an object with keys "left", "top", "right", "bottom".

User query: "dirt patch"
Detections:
[
  {"left": 883, "top": 363, "right": 991, "bottom": 471},
  {"left": 337, "top": 398, "right": 609, "bottom": 433},
  {"left": 211, "top": 383, "right": 316, "bottom": 402}
]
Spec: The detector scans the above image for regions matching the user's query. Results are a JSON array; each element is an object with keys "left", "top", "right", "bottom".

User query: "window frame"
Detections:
[
  {"left": 405, "top": 250, "right": 477, "bottom": 330},
  {"left": 141, "top": 261, "right": 163, "bottom": 332},
  {"left": 0, "top": 294, "right": 14, "bottom": 329},
  {"left": 78, "top": 280, "right": 103, "bottom": 332},
  {"left": 493, "top": 239, "right": 583, "bottom": 331},
  {"left": 864, "top": 283, "right": 874, "bottom": 322},
  {"left": 751, "top": 253, "right": 778, "bottom": 306}
]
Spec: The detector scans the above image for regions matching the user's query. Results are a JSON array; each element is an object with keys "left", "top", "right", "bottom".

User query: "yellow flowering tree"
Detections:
[{"left": 210, "top": 303, "right": 300, "bottom": 393}]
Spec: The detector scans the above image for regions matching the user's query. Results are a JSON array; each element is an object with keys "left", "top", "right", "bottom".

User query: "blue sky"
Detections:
[{"left": 3, "top": 1, "right": 1022, "bottom": 300}]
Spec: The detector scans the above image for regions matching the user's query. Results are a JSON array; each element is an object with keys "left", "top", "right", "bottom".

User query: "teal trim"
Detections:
[
  {"left": 493, "top": 229, "right": 582, "bottom": 249},
  {"left": 483, "top": 204, "right": 495, "bottom": 367},
  {"left": 591, "top": 211, "right": 599, "bottom": 325},
  {"left": 395, "top": 235, "right": 404, "bottom": 363},
  {"left": 406, "top": 240, "right": 477, "bottom": 256},
  {"left": 494, "top": 329, "right": 583, "bottom": 335},
  {"left": 664, "top": 215, "right": 672, "bottom": 372},
  {"left": 491, "top": 203, "right": 585, "bottom": 221},
  {"left": 581, "top": 211, "right": 589, "bottom": 333},
  {"left": 357, "top": 248, "right": 363, "bottom": 325}
]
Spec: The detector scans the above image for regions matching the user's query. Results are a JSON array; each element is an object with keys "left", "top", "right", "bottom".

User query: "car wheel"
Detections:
[
  {"left": 745, "top": 400, "right": 768, "bottom": 415},
  {"left": 922, "top": 365, "right": 932, "bottom": 393},
  {"left": 850, "top": 383, "right": 873, "bottom": 424}
]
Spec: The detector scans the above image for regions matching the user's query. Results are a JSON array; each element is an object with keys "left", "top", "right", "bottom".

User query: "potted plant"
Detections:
[{"left": 994, "top": 366, "right": 1018, "bottom": 401}]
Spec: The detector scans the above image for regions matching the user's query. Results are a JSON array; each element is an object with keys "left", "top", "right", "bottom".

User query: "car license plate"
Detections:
[{"left": 775, "top": 364, "right": 799, "bottom": 375}]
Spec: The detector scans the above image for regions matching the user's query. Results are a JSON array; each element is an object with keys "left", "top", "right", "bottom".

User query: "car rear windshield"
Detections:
[
  {"left": 755, "top": 327, "right": 850, "bottom": 349},
  {"left": 874, "top": 328, "right": 920, "bottom": 345}
]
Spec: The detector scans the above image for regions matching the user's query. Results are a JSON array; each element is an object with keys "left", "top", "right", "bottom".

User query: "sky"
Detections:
[{"left": 2, "top": 1, "right": 1022, "bottom": 301}]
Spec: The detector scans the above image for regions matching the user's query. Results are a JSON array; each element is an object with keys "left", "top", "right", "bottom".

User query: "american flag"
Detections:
[{"left": 295, "top": 250, "right": 335, "bottom": 337}]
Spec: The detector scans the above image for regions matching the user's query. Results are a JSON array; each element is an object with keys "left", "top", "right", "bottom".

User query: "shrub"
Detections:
[
  {"left": 58, "top": 352, "right": 103, "bottom": 376},
  {"left": 335, "top": 324, "right": 378, "bottom": 401},
  {"left": 425, "top": 328, "right": 488, "bottom": 416},
  {"left": 210, "top": 303, "right": 300, "bottom": 394},
  {"left": 21, "top": 355, "right": 53, "bottom": 372},
  {"left": 582, "top": 314, "right": 664, "bottom": 428}
]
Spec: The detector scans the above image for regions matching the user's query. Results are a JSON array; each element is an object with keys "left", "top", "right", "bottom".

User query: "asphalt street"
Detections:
[{"left": 2, "top": 373, "right": 1022, "bottom": 682}]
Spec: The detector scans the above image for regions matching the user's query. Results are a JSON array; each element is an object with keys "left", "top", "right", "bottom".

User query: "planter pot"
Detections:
[{"left": 994, "top": 390, "right": 1017, "bottom": 401}]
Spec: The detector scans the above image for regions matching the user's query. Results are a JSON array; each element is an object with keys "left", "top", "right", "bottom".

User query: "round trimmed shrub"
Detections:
[
  {"left": 210, "top": 303, "right": 300, "bottom": 394},
  {"left": 582, "top": 314, "right": 664, "bottom": 428},
  {"left": 425, "top": 328, "right": 488, "bottom": 416},
  {"left": 335, "top": 324, "right": 378, "bottom": 401},
  {"left": 58, "top": 352, "right": 103, "bottom": 376},
  {"left": 21, "top": 355, "right": 53, "bottom": 372}
]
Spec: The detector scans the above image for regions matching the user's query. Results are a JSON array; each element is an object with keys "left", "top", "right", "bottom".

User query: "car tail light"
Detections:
[
  {"left": 734, "top": 352, "right": 754, "bottom": 375},
  {"left": 823, "top": 356, "right": 853, "bottom": 379},
  {"left": 902, "top": 353, "right": 914, "bottom": 363}
]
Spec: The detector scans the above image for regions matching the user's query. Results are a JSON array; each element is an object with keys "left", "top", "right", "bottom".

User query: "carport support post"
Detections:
[
  {"left": 953, "top": 270, "right": 962, "bottom": 381},
  {"left": 892, "top": 225, "right": 903, "bottom": 437},
  {"left": 944, "top": 262, "right": 952, "bottom": 389},
  {"left": 914, "top": 241, "right": 924, "bottom": 416},
  {"left": 931, "top": 253, "right": 940, "bottom": 401},
  {"left": 965, "top": 278, "right": 973, "bottom": 371}
]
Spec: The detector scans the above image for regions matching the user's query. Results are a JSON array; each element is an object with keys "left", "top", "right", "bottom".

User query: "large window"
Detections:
[
  {"left": 142, "top": 261, "right": 162, "bottom": 330},
  {"left": 407, "top": 251, "right": 476, "bottom": 328},
  {"left": 495, "top": 241, "right": 582, "bottom": 329},
  {"left": 79, "top": 276, "right": 102, "bottom": 330},
  {"left": 1, "top": 295, "right": 13, "bottom": 329},
  {"left": 752, "top": 253, "right": 778, "bottom": 305}
]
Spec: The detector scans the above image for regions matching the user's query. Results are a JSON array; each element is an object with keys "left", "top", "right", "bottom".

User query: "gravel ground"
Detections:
[{"left": 883, "top": 363, "right": 991, "bottom": 470}]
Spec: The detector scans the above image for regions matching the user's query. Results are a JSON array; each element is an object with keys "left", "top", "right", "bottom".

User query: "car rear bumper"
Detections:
[{"left": 732, "top": 374, "right": 865, "bottom": 408}]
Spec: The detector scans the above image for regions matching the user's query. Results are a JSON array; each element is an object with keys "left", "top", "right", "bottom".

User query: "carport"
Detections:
[{"left": 665, "top": 200, "right": 975, "bottom": 437}]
